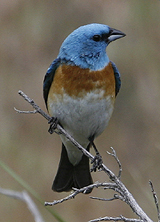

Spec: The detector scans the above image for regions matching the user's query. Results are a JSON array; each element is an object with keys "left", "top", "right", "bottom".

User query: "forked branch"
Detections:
[
  {"left": 15, "top": 90, "right": 154, "bottom": 222},
  {"left": 0, "top": 187, "right": 44, "bottom": 222}
]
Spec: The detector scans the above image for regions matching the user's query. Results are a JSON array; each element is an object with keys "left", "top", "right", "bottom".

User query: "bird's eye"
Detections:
[{"left": 93, "top": 35, "right": 101, "bottom": 42}]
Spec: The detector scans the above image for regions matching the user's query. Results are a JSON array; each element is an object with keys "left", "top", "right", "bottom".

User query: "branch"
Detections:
[
  {"left": 149, "top": 180, "right": 160, "bottom": 222},
  {"left": 90, "top": 194, "right": 125, "bottom": 202},
  {"left": 16, "top": 90, "right": 153, "bottom": 222},
  {"left": 107, "top": 147, "right": 122, "bottom": 179},
  {"left": 89, "top": 215, "right": 144, "bottom": 222},
  {"left": 0, "top": 187, "right": 44, "bottom": 222},
  {"left": 45, "top": 182, "right": 119, "bottom": 206}
]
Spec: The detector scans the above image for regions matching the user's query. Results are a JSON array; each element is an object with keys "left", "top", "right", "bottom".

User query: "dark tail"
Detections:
[{"left": 52, "top": 143, "right": 93, "bottom": 194}]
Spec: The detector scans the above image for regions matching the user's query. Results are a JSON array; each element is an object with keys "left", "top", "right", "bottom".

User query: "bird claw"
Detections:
[
  {"left": 48, "top": 117, "right": 58, "bottom": 134},
  {"left": 91, "top": 154, "right": 103, "bottom": 172}
]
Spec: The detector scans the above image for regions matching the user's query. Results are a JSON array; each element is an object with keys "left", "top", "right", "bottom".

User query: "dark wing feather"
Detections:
[
  {"left": 43, "top": 58, "right": 61, "bottom": 108},
  {"left": 110, "top": 61, "right": 121, "bottom": 96}
]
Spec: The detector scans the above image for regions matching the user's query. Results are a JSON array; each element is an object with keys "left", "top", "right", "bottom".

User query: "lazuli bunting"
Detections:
[{"left": 43, "top": 23, "right": 125, "bottom": 193}]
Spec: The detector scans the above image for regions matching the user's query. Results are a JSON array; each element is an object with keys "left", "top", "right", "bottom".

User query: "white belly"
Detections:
[{"left": 48, "top": 90, "right": 114, "bottom": 165}]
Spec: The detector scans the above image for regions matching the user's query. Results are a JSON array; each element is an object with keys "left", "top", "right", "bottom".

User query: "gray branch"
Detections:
[
  {"left": 0, "top": 187, "right": 44, "bottom": 222},
  {"left": 89, "top": 215, "right": 144, "bottom": 222},
  {"left": 149, "top": 180, "right": 160, "bottom": 222},
  {"left": 16, "top": 90, "right": 154, "bottom": 222},
  {"left": 107, "top": 147, "right": 122, "bottom": 179}
]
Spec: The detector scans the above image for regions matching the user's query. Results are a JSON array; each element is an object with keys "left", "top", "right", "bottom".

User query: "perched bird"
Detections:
[{"left": 43, "top": 23, "right": 125, "bottom": 193}]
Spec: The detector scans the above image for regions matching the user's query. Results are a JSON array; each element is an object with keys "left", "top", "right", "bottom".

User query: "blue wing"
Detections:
[
  {"left": 110, "top": 61, "right": 121, "bottom": 96},
  {"left": 43, "top": 58, "right": 61, "bottom": 108}
]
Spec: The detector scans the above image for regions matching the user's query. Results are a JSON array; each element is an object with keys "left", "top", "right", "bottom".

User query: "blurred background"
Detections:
[{"left": 0, "top": 0, "right": 160, "bottom": 221}]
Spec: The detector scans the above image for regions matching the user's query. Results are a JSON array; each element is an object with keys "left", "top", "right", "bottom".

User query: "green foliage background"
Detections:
[{"left": 0, "top": 0, "right": 160, "bottom": 221}]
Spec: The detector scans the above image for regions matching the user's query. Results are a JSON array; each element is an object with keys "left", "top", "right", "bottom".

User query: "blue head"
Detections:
[{"left": 58, "top": 23, "right": 125, "bottom": 71}]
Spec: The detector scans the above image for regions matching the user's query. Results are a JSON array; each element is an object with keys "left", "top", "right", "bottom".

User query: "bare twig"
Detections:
[
  {"left": 16, "top": 90, "right": 50, "bottom": 121},
  {"left": 107, "top": 147, "right": 122, "bottom": 179},
  {"left": 0, "top": 187, "right": 44, "bottom": 222},
  {"left": 149, "top": 180, "right": 160, "bottom": 222},
  {"left": 14, "top": 107, "right": 37, "bottom": 114},
  {"left": 45, "top": 183, "right": 105, "bottom": 206},
  {"left": 16, "top": 90, "right": 153, "bottom": 222},
  {"left": 45, "top": 182, "right": 125, "bottom": 206},
  {"left": 89, "top": 215, "right": 143, "bottom": 222},
  {"left": 90, "top": 193, "right": 124, "bottom": 202}
]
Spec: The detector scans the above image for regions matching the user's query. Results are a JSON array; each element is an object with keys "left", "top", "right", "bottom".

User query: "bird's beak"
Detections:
[{"left": 108, "top": 28, "right": 126, "bottom": 43}]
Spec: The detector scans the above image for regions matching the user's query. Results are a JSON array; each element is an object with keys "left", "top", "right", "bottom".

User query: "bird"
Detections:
[{"left": 43, "top": 23, "right": 125, "bottom": 193}]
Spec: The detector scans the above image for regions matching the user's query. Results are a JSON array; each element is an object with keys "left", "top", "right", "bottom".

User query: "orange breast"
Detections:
[{"left": 48, "top": 62, "right": 115, "bottom": 101}]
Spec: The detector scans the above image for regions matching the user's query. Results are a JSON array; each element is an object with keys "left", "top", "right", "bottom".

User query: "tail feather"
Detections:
[{"left": 52, "top": 143, "right": 93, "bottom": 193}]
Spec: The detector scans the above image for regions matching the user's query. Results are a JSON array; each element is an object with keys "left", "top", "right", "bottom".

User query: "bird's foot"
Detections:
[
  {"left": 89, "top": 141, "right": 103, "bottom": 172},
  {"left": 91, "top": 153, "right": 103, "bottom": 172},
  {"left": 48, "top": 117, "right": 58, "bottom": 134}
]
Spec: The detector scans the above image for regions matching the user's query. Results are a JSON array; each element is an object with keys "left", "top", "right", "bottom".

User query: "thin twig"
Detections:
[
  {"left": 45, "top": 183, "right": 104, "bottom": 206},
  {"left": 89, "top": 215, "right": 143, "bottom": 222},
  {"left": 44, "top": 182, "right": 126, "bottom": 206},
  {"left": 14, "top": 107, "right": 37, "bottom": 114},
  {"left": 17, "top": 90, "right": 51, "bottom": 121},
  {"left": 107, "top": 147, "right": 122, "bottom": 179},
  {"left": 103, "top": 184, "right": 124, "bottom": 197},
  {"left": 149, "top": 180, "right": 160, "bottom": 222},
  {"left": 0, "top": 187, "right": 44, "bottom": 222},
  {"left": 90, "top": 193, "right": 124, "bottom": 202}
]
